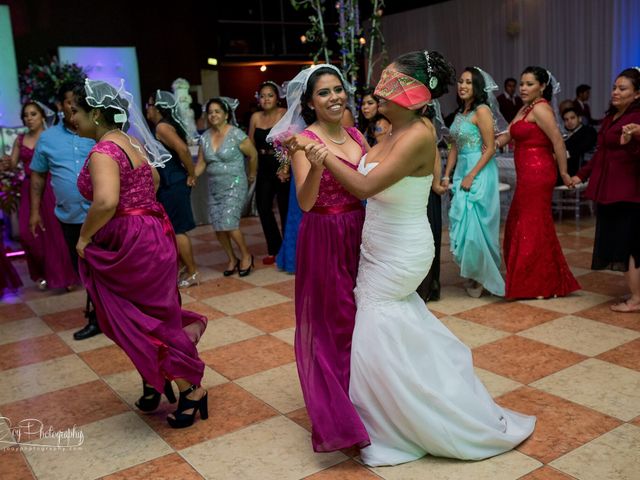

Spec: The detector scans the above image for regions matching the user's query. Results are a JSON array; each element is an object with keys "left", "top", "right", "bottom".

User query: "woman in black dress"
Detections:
[
  {"left": 248, "top": 81, "right": 289, "bottom": 265},
  {"left": 146, "top": 91, "right": 199, "bottom": 287}
]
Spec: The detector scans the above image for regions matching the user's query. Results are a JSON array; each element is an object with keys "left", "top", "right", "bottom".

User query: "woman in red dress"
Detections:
[{"left": 496, "top": 66, "right": 580, "bottom": 299}]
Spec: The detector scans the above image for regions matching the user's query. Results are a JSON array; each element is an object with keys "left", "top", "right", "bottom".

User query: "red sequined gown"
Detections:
[{"left": 503, "top": 102, "right": 580, "bottom": 299}]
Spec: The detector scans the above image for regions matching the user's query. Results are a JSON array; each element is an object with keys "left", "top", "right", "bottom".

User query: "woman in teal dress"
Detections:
[{"left": 442, "top": 67, "right": 505, "bottom": 297}]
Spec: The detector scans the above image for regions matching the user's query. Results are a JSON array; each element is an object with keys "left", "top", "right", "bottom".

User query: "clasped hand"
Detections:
[{"left": 304, "top": 143, "right": 329, "bottom": 168}]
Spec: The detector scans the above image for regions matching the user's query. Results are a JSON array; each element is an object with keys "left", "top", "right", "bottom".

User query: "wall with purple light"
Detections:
[{"left": 58, "top": 47, "right": 142, "bottom": 110}]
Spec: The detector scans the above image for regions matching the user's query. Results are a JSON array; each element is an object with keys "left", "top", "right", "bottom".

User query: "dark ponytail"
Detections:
[{"left": 521, "top": 66, "right": 553, "bottom": 101}]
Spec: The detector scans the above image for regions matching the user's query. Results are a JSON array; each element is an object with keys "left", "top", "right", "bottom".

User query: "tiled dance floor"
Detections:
[{"left": 1, "top": 216, "right": 639, "bottom": 480}]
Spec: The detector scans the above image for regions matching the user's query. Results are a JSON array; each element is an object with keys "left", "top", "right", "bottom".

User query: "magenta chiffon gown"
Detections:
[
  {"left": 295, "top": 127, "right": 370, "bottom": 452},
  {"left": 77, "top": 141, "right": 207, "bottom": 393},
  {"left": 16, "top": 134, "right": 78, "bottom": 288}
]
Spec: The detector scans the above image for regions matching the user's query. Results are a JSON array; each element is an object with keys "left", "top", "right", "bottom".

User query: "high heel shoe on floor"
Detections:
[
  {"left": 167, "top": 384, "right": 208, "bottom": 429},
  {"left": 135, "top": 380, "right": 177, "bottom": 412},
  {"left": 178, "top": 272, "right": 200, "bottom": 289},
  {"left": 465, "top": 283, "right": 483, "bottom": 298},
  {"left": 238, "top": 255, "right": 254, "bottom": 277},
  {"left": 223, "top": 259, "right": 240, "bottom": 277}
]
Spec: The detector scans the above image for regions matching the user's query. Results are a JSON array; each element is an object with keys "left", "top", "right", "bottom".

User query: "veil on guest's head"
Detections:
[
  {"left": 85, "top": 79, "right": 171, "bottom": 167},
  {"left": 266, "top": 64, "right": 352, "bottom": 162},
  {"left": 471, "top": 66, "right": 509, "bottom": 134}
]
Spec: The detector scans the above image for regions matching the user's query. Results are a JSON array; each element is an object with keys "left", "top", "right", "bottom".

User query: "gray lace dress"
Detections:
[{"left": 200, "top": 126, "right": 248, "bottom": 231}]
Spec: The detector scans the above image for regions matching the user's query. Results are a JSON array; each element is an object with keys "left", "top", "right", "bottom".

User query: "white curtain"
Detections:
[{"left": 379, "top": 0, "right": 619, "bottom": 119}]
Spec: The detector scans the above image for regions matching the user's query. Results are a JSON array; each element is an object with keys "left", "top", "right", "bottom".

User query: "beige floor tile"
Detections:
[
  {"left": 201, "top": 366, "right": 229, "bottom": 388},
  {"left": 57, "top": 329, "right": 115, "bottom": 353},
  {"left": 0, "top": 317, "right": 52, "bottom": 345},
  {"left": 243, "top": 234, "right": 268, "bottom": 246},
  {"left": 239, "top": 267, "right": 294, "bottom": 287},
  {"left": 179, "top": 293, "right": 196, "bottom": 304},
  {"left": 180, "top": 416, "right": 346, "bottom": 480},
  {"left": 194, "top": 249, "right": 231, "bottom": 267},
  {"left": 197, "top": 317, "right": 264, "bottom": 351},
  {"left": 26, "top": 290, "right": 88, "bottom": 316},
  {"left": 371, "top": 450, "right": 541, "bottom": 480},
  {"left": 520, "top": 290, "right": 611, "bottom": 314},
  {"left": 103, "top": 367, "right": 227, "bottom": 409},
  {"left": 518, "top": 316, "right": 640, "bottom": 356},
  {"left": 0, "top": 413, "right": 16, "bottom": 450},
  {"left": 550, "top": 424, "right": 640, "bottom": 480},
  {"left": 271, "top": 327, "right": 296, "bottom": 346},
  {"left": 474, "top": 368, "right": 523, "bottom": 397},
  {"left": 0, "top": 355, "right": 97, "bottom": 405},
  {"left": 235, "top": 363, "right": 304, "bottom": 413},
  {"left": 573, "top": 226, "right": 596, "bottom": 238},
  {"left": 195, "top": 266, "right": 225, "bottom": 282},
  {"left": 440, "top": 316, "right": 510, "bottom": 348},
  {"left": 242, "top": 224, "right": 265, "bottom": 235},
  {"left": 531, "top": 359, "right": 640, "bottom": 421},
  {"left": 22, "top": 412, "right": 172, "bottom": 480},
  {"left": 569, "top": 266, "right": 592, "bottom": 277},
  {"left": 428, "top": 287, "right": 500, "bottom": 315},
  {"left": 203, "top": 287, "right": 290, "bottom": 315}
]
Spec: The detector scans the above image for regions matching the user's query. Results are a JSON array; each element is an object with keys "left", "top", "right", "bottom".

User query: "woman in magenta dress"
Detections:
[
  {"left": 2, "top": 101, "right": 78, "bottom": 290},
  {"left": 268, "top": 65, "right": 370, "bottom": 452},
  {"left": 71, "top": 79, "right": 208, "bottom": 429},
  {"left": 496, "top": 67, "right": 580, "bottom": 299}
]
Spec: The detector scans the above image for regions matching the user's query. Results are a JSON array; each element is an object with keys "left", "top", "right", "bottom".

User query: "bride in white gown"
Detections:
[{"left": 299, "top": 51, "right": 535, "bottom": 467}]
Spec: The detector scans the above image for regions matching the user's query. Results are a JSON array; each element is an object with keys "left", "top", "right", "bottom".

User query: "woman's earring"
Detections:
[{"left": 94, "top": 120, "right": 100, "bottom": 126}]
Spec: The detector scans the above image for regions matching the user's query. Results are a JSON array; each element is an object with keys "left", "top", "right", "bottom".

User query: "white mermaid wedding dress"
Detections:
[{"left": 350, "top": 156, "right": 535, "bottom": 467}]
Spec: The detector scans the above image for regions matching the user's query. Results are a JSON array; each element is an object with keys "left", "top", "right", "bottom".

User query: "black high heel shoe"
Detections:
[
  {"left": 135, "top": 380, "right": 177, "bottom": 412},
  {"left": 167, "top": 384, "right": 208, "bottom": 429},
  {"left": 238, "top": 255, "right": 254, "bottom": 277},
  {"left": 223, "top": 259, "right": 240, "bottom": 277}
]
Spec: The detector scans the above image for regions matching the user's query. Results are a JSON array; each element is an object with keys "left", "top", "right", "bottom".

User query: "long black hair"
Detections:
[
  {"left": 393, "top": 50, "right": 456, "bottom": 104},
  {"left": 74, "top": 84, "right": 130, "bottom": 131},
  {"left": 152, "top": 93, "right": 187, "bottom": 141},
  {"left": 456, "top": 67, "right": 489, "bottom": 113},
  {"left": 300, "top": 67, "right": 347, "bottom": 125},
  {"left": 521, "top": 66, "right": 553, "bottom": 101}
]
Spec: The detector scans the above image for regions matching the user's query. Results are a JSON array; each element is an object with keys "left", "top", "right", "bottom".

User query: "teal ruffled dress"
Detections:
[{"left": 448, "top": 107, "right": 505, "bottom": 296}]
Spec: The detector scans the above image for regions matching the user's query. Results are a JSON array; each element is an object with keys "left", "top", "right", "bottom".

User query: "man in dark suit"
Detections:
[
  {"left": 497, "top": 77, "right": 523, "bottom": 123},
  {"left": 574, "top": 84, "right": 600, "bottom": 126},
  {"left": 558, "top": 107, "right": 597, "bottom": 183}
]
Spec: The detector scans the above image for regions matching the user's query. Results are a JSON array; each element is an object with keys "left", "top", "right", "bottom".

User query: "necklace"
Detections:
[{"left": 322, "top": 126, "right": 347, "bottom": 144}]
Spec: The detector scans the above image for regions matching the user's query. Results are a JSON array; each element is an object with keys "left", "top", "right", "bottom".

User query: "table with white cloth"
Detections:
[{"left": 495, "top": 153, "right": 516, "bottom": 190}]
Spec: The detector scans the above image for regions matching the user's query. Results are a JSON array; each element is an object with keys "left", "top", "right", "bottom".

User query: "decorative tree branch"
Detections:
[
  {"left": 366, "top": 0, "right": 388, "bottom": 86},
  {"left": 291, "top": 0, "right": 331, "bottom": 64}
]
